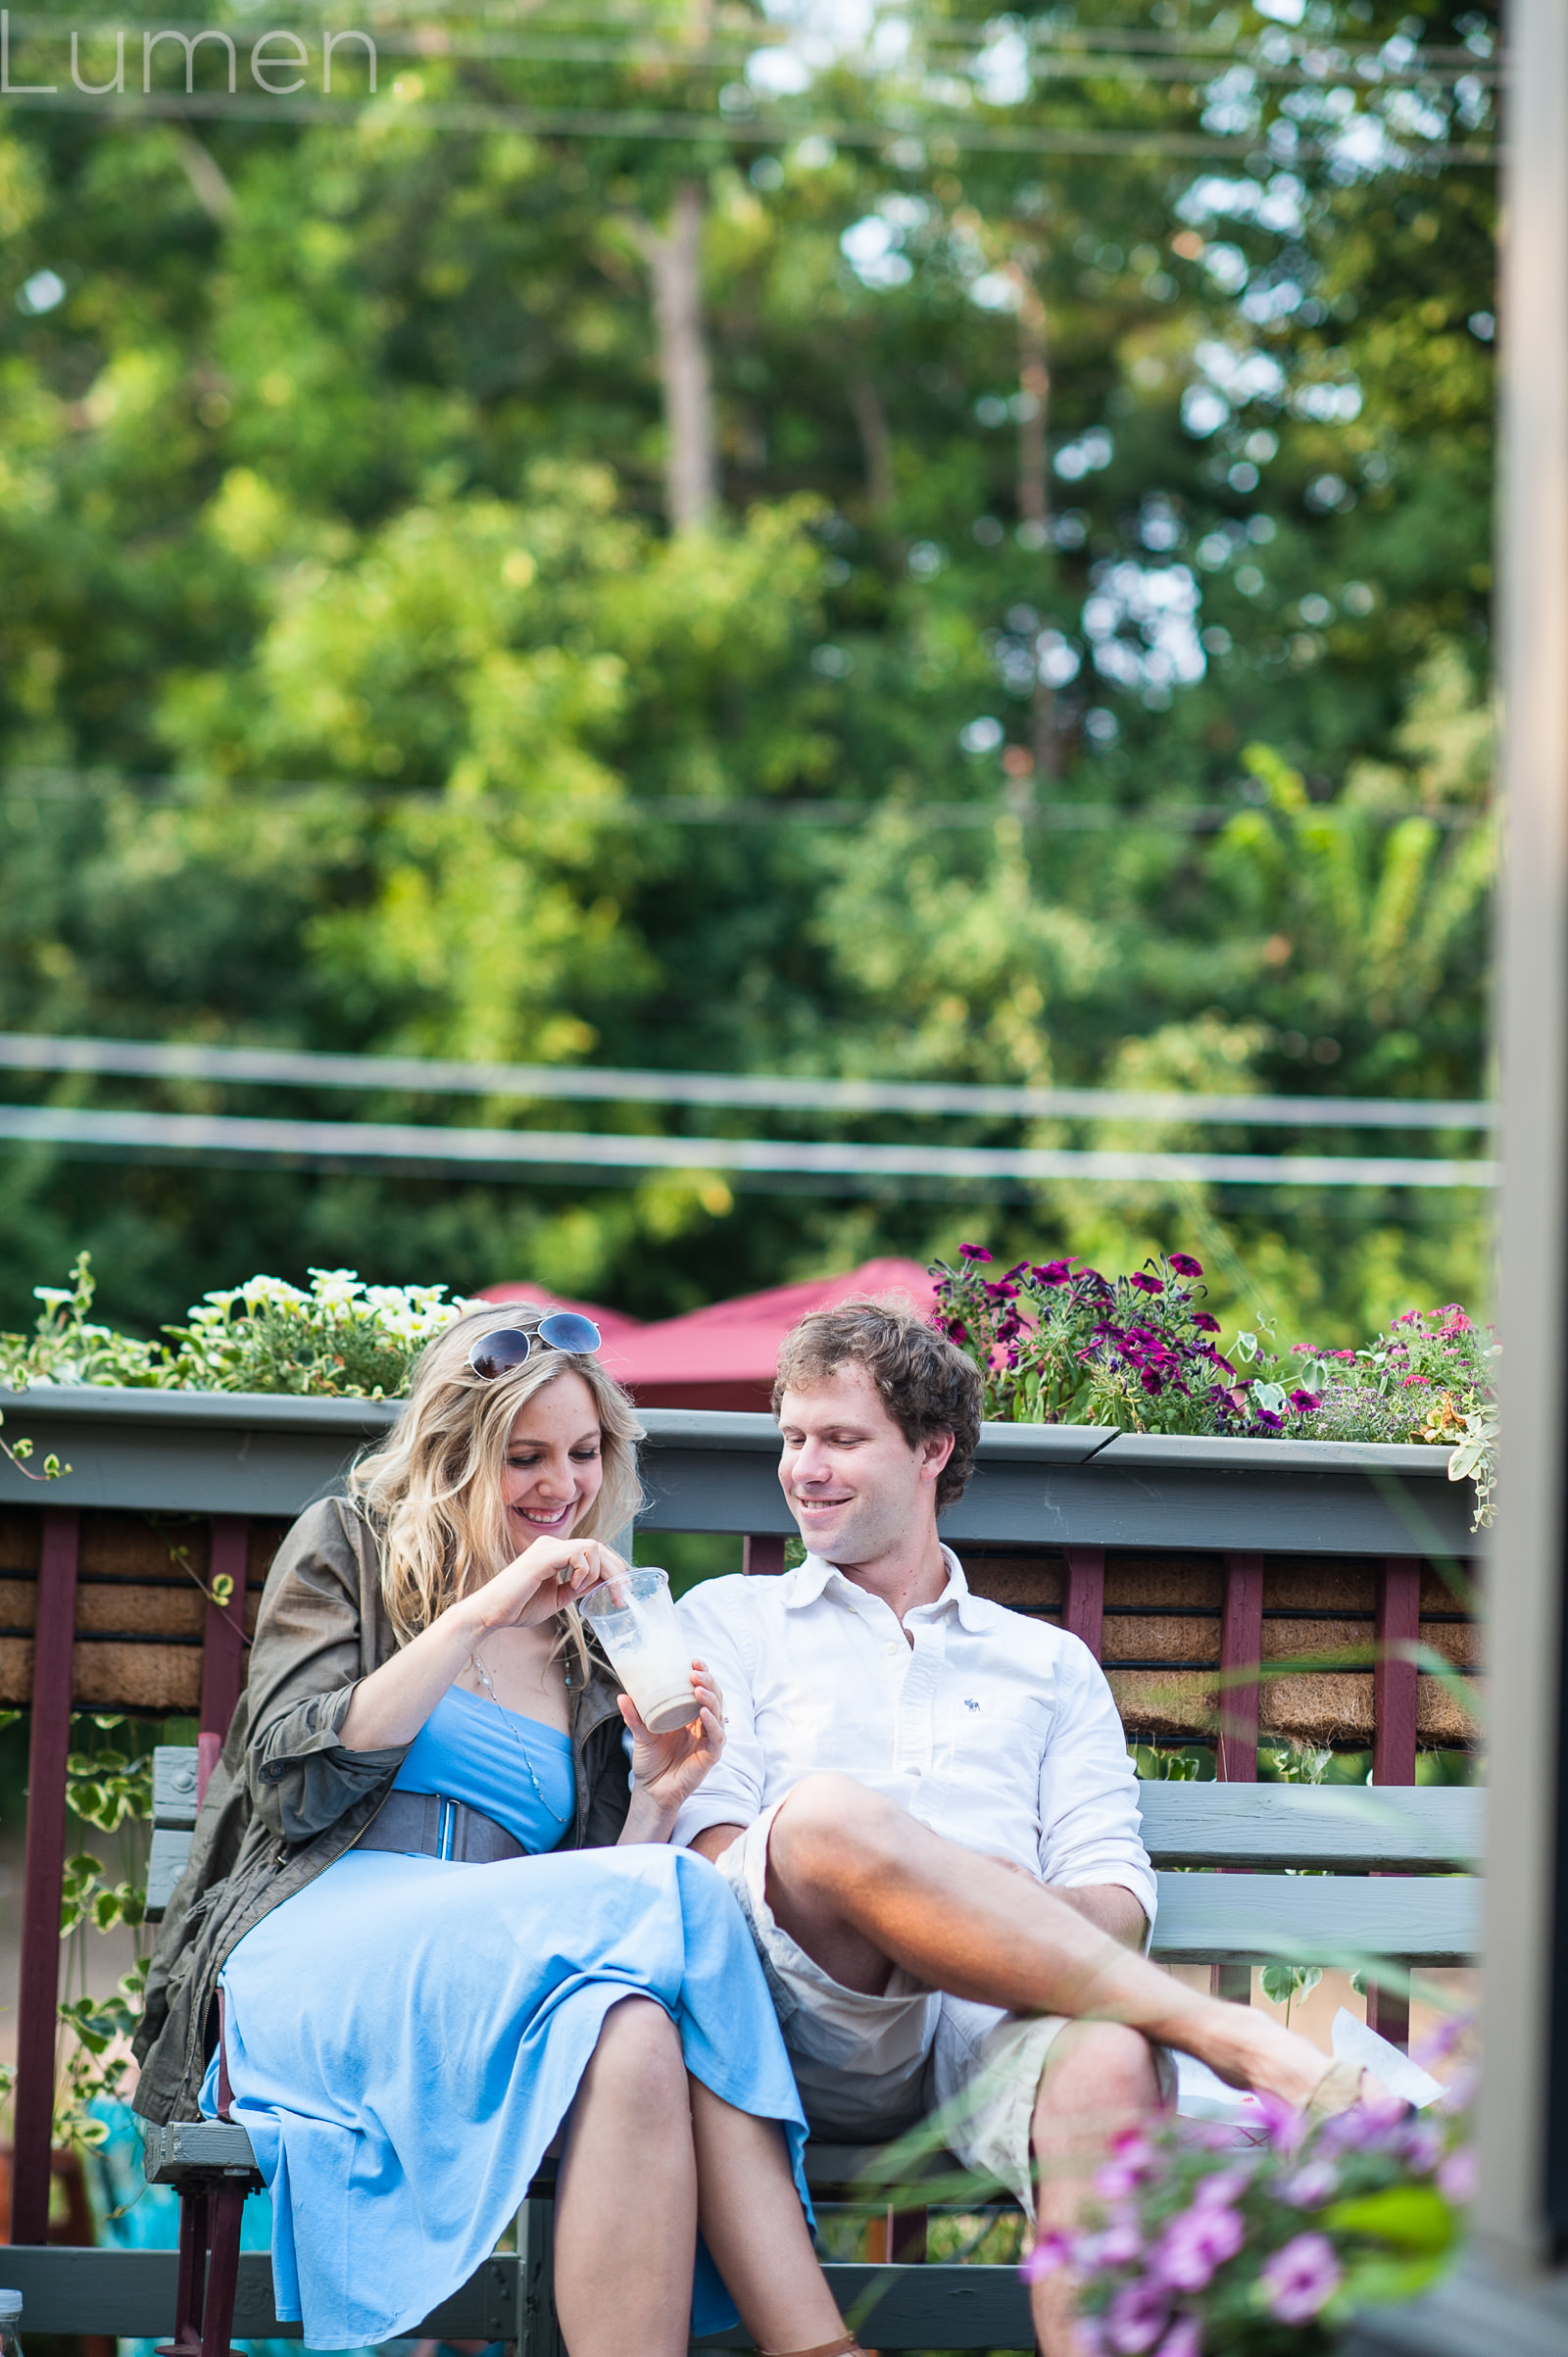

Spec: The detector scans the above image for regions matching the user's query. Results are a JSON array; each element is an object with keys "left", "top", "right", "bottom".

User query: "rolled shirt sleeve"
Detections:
[
  {"left": 1038, "top": 1636, "right": 1158, "bottom": 1928},
  {"left": 672, "top": 1574, "right": 767, "bottom": 1847}
]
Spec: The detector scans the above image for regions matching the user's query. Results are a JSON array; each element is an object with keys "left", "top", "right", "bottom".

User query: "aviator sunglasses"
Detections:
[{"left": 467, "top": 1314, "right": 604, "bottom": 1380}]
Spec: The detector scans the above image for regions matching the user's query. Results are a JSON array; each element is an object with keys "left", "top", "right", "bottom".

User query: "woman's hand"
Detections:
[
  {"left": 465, "top": 1537, "right": 626, "bottom": 1636},
  {"left": 616, "top": 1662, "right": 724, "bottom": 1834}
]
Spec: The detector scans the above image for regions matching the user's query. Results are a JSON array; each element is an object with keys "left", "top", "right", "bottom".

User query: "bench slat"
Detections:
[
  {"left": 144, "top": 1825, "right": 193, "bottom": 1923},
  {"left": 1150, "top": 1870, "right": 1479, "bottom": 1966},
  {"left": 153, "top": 1744, "right": 201, "bottom": 1829},
  {"left": 1137, "top": 1780, "right": 1483, "bottom": 1871},
  {"left": 0, "top": 2247, "right": 1030, "bottom": 2351}
]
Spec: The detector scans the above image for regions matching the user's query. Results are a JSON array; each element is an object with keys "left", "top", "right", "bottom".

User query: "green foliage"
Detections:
[
  {"left": 0, "top": 0, "right": 1499, "bottom": 1354},
  {"left": 0, "top": 1251, "right": 471, "bottom": 1397},
  {"left": 41, "top": 1714, "right": 158, "bottom": 2152},
  {"left": 55, "top": 1966, "right": 148, "bottom": 2152}
]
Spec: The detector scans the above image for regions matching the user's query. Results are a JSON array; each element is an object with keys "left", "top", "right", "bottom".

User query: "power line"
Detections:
[
  {"left": 0, "top": 774, "right": 1491, "bottom": 833},
  {"left": 0, "top": 86, "right": 1497, "bottom": 166},
  {"left": 0, "top": 1102, "right": 1496, "bottom": 1188},
  {"left": 0, "top": 1032, "right": 1494, "bottom": 1131}
]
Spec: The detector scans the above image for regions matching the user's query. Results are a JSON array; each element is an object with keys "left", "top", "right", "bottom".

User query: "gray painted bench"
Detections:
[{"left": 6, "top": 1755, "right": 1480, "bottom": 2356}]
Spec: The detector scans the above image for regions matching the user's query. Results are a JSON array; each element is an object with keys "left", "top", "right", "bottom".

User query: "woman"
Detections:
[{"left": 132, "top": 1304, "right": 858, "bottom": 2357}]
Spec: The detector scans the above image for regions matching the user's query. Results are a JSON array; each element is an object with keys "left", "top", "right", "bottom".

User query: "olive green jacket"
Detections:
[{"left": 131, "top": 1495, "right": 633, "bottom": 2125}]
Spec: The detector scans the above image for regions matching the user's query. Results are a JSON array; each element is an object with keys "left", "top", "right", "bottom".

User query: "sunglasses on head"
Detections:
[{"left": 467, "top": 1314, "right": 604, "bottom": 1380}]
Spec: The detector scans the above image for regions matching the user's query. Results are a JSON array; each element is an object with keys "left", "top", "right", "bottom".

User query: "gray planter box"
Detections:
[{"left": 0, "top": 1386, "right": 1475, "bottom": 1557}]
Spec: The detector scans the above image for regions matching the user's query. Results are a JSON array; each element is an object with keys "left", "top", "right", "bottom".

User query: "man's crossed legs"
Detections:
[{"left": 707, "top": 1774, "right": 1330, "bottom": 2357}]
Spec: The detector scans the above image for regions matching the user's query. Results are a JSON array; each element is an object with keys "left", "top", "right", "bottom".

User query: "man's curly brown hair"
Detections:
[{"left": 772, "top": 1298, "right": 983, "bottom": 1511}]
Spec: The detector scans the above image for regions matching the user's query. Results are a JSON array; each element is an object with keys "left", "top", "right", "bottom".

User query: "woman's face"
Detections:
[{"left": 498, "top": 1369, "right": 606, "bottom": 1547}]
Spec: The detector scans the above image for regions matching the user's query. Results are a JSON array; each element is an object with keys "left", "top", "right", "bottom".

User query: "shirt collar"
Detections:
[{"left": 787, "top": 1545, "right": 988, "bottom": 1627}]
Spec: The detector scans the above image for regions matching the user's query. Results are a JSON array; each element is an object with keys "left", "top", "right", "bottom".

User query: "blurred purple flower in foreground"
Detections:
[
  {"left": 1259, "top": 2231, "right": 1343, "bottom": 2322},
  {"left": 1152, "top": 2196, "right": 1247, "bottom": 2290},
  {"left": 1104, "top": 2274, "right": 1172, "bottom": 2351}
]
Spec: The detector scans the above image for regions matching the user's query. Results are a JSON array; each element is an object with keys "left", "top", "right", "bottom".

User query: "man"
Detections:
[{"left": 673, "top": 1301, "right": 1333, "bottom": 2357}]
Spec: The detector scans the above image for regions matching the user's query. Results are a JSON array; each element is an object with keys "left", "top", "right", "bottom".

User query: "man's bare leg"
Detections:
[
  {"left": 760, "top": 1774, "right": 1326, "bottom": 2105},
  {"left": 1027, "top": 2021, "right": 1164, "bottom": 2357}
]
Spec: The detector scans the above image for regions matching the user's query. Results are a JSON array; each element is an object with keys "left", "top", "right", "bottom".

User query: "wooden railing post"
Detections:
[
  {"left": 1063, "top": 1545, "right": 1105, "bottom": 1659},
  {"left": 12, "top": 1506, "right": 80, "bottom": 2245},
  {"left": 197, "top": 1517, "right": 251, "bottom": 1804},
  {"left": 1367, "top": 1555, "right": 1423, "bottom": 2049},
  {"left": 1211, "top": 1551, "right": 1264, "bottom": 2002}
]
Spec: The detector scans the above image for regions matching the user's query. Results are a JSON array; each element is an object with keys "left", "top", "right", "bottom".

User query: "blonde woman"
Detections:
[{"left": 132, "top": 1305, "right": 857, "bottom": 2357}]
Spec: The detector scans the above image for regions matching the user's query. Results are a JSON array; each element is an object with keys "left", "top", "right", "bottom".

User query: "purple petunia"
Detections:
[
  {"left": 1034, "top": 1259, "right": 1073, "bottom": 1283},
  {"left": 1018, "top": 2229, "right": 1073, "bottom": 2283},
  {"left": 1153, "top": 2319, "right": 1202, "bottom": 2357},
  {"left": 1168, "top": 1252, "right": 1203, "bottom": 1278},
  {"left": 1289, "top": 1388, "right": 1322, "bottom": 1412},
  {"left": 1103, "top": 2276, "right": 1172, "bottom": 2353},
  {"left": 1079, "top": 2217, "right": 1145, "bottom": 2270},
  {"left": 1192, "top": 1312, "right": 1222, "bottom": 1334},
  {"left": 1259, "top": 2232, "right": 1342, "bottom": 2323},
  {"left": 1151, "top": 2198, "right": 1246, "bottom": 2291},
  {"left": 1280, "top": 2158, "right": 1340, "bottom": 2208},
  {"left": 957, "top": 1243, "right": 993, "bottom": 1261},
  {"left": 1130, "top": 1271, "right": 1165, "bottom": 1294}
]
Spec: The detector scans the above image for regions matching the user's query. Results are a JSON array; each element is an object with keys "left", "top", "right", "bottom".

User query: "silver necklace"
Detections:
[{"left": 466, "top": 1646, "right": 572, "bottom": 1829}]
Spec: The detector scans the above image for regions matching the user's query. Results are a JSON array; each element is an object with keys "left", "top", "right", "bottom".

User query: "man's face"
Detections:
[{"left": 776, "top": 1361, "right": 953, "bottom": 1567}]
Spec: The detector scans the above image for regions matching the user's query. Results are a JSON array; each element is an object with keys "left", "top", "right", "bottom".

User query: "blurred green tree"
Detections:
[{"left": 0, "top": 0, "right": 1499, "bottom": 1342}]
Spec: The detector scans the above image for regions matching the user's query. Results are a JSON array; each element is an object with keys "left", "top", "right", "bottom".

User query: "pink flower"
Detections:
[
  {"left": 1193, "top": 2165, "right": 1253, "bottom": 2209},
  {"left": 1080, "top": 2219, "right": 1145, "bottom": 2270},
  {"left": 1168, "top": 1252, "right": 1203, "bottom": 1278},
  {"left": 1413, "top": 2012, "right": 1471, "bottom": 2070},
  {"left": 1019, "top": 2229, "right": 1073, "bottom": 2283},
  {"left": 1259, "top": 2232, "right": 1342, "bottom": 2323},
  {"left": 1104, "top": 2276, "right": 1172, "bottom": 2353},
  {"left": 1399, "top": 2121, "right": 1446, "bottom": 2175},
  {"left": 1280, "top": 2158, "right": 1340, "bottom": 2208},
  {"left": 1251, "top": 2091, "right": 1309, "bottom": 2153},
  {"left": 1094, "top": 2129, "right": 1156, "bottom": 2201},
  {"left": 1438, "top": 2145, "right": 1478, "bottom": 2204},
  {"left": 1154, "top": 2320, "right": 1202, "bottom": 2357},
  {"left": 1151, "top": 2199, "right": 1246, "bottom": 2291},
  {"left": 957, "top": 1243, "right": 993, "bottom": 1261},
  {"left": 1094, "top": 2158, "right": 1148, "bottom": 2203},
  {"left": 1131, "top": 1271, "right": 1164, "bottom": 1294}
]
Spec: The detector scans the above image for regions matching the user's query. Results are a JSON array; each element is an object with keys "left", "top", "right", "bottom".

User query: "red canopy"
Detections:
[{"left": 482, "top": 1256, "right": 940, "bottom": 1411}]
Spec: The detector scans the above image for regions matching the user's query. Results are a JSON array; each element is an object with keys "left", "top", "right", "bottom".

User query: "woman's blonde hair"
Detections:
[{"left": 349, "top": 1302, "right": 645, "bottom": 1676}]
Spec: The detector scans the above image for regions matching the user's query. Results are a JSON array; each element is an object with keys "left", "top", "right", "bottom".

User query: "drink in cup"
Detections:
[{"left": 578, "top": 1566, "right": 699, "bottom": 1735}]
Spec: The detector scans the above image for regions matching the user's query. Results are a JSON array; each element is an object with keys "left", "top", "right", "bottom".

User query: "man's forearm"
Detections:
[
  {"left": 691, "top": 1822, "right": 747, "bottom": 1867},
  {"left": 1056, "top": 1883, "right": 1149, "bottom": 1950}
]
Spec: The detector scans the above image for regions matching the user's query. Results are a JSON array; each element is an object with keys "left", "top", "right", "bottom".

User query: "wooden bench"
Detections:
[{"left": 5, "top": 1752, "right": 1481, "bottom": 2355}]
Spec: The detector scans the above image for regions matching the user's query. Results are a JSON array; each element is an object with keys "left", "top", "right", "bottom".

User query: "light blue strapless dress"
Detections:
[{"left": 207, "top": 1687, "right": 808, "bottom": 2346}]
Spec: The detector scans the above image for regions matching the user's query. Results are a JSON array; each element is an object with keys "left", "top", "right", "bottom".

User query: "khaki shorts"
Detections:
[{"left": 714, "top": 1799, "right": 1174, "bottom": 2219}]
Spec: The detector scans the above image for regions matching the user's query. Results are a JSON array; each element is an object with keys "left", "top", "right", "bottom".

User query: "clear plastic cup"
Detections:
[{"left": 578, "top": 1566, "right": 699, "bottom": 1735}]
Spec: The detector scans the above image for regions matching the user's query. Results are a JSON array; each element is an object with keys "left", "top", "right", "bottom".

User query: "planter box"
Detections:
[{"left": 0, "top": 1386, "right": 1472, "bottom": 1549}]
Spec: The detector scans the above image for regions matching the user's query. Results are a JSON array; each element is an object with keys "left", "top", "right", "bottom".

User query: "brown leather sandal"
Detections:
[{"left": 759, "top": 2337, "right": 866, "bottom": 2357}]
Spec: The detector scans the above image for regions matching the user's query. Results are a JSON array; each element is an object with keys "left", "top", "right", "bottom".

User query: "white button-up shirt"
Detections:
[{"left": 672, "top": 1547, "right": 1157, "bottom": 1925}]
